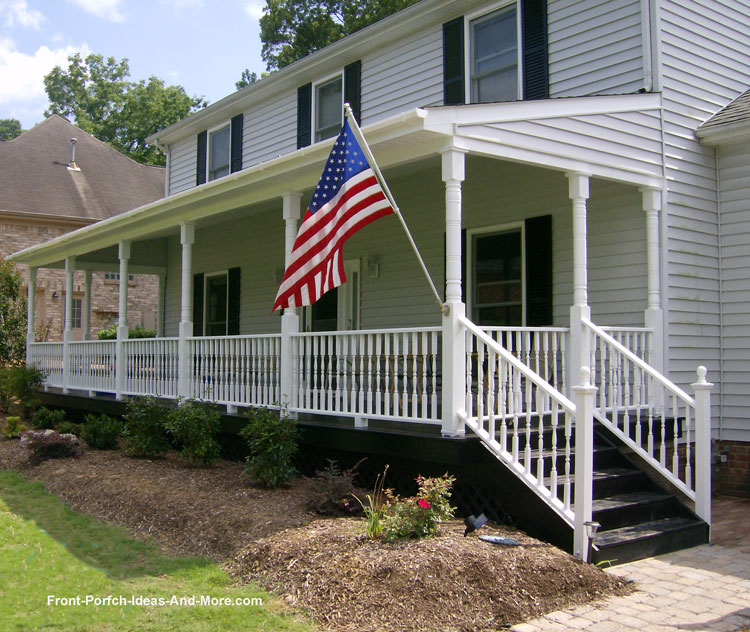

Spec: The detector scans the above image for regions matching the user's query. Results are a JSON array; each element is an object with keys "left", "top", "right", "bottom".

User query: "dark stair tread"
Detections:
[
  {"left": 594, "top": 517, "right": 703, "bottom": 548},
  {"left": 545, "top": 466, "right": 644, "bottom": 487},
  {"left": 593, "top": 491, "right": 672, "bottom": 513}
]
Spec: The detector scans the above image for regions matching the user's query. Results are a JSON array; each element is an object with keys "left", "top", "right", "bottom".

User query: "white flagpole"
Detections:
[{"left": 344, "top": 104, "right": 446, "bottom": 314}]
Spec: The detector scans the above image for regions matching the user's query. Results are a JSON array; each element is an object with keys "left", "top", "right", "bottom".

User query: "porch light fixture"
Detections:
[
  {"left": 362, "top": 256, "right": 380, "bottom": 279},
  {"left": 52, "top": 291, "right": 58, "bottom": 299}
]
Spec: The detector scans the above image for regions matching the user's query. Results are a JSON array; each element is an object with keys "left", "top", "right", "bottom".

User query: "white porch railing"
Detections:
[
  {"left": 584, "top": 318, "right": 712, "bottom": 522},
  {"left": 123, "top": 338, "right": 179, "bottom": 398},
  {"left": 186, "top": 335, "right": 281, "bottom": 408},
  {"left": 28, "top": 342, "right": 64, "bottom": 388},
  {"left": 291, "top": 327, "right": 441, "bottom": 423},
  {"left": 69, "top": 340, "right": 117, "bottom": 393}
]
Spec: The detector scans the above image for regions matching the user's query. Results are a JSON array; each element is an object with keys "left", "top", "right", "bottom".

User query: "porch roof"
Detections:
[{"left": 9, "top": 93, "right": 664, "bottom": 269}]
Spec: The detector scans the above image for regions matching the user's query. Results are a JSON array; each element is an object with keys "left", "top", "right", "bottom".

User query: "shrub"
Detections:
[
  {"left": 240, "top": 408, "right": 299, "bottom": 487},
  {"left": 164, "top": 399, "right": 221, "bottom": 466},
  {"left": 0, "top": 369, "right": 12, "bottom": 413},
  {"left": 4, "top": 365, "right": 44, "bottom": 421},
  {"left": 21, "top": 430, "right": 79, "bottom": 464},
  {"left": 97, "top": 326, "right": 117, "bottom": 340},
  {"left": 382, "top": 473, "right": 456, "bottom": 541},
  {"left": 32, "top": 406, "right": 66, "bottom": 430},
  {"left": 56, "top": 421, "right": 82, "bottom": 436},
  {"left": 80, "top": 413, "right": 123, "bottom": 450},
  {"left": 121, "top": 396, "right": 169, "bottom": 457},
  {"left": 98, "top": 325, "right": 156, "bottom": 340},
  {"left": 305, "top": 458, "right": 365, "bottom": 516},
  {"left": 0, "top": 258, "right": 27, "bottom": 366},
  {"left": 3, "top": 415, "right": 25, "bottom": 439}
]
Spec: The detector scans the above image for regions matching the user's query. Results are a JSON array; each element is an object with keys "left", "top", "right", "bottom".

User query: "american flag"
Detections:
[{"left": 272, "top": 118, "right": 394, "bottom": 311}]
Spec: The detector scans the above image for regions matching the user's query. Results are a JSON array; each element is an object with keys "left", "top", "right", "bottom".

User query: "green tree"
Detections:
[
  {"left": 0, "top": 118, "right": 23, "bottom": 141},
  {"left": 44, "top": 53, "right": 205, "bottom": 165},
  {"left": 260, "top": 0, "right": 419, "bottom": 70},
  {"left": 0, "top": 259, "right": 27, "bottom": 366},
  {"left": 236, "top": 69, "right": 258, "bottom": 90}
]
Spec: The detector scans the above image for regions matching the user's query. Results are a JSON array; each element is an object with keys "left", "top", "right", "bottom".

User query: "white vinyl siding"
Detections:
[
  {"left": 243, "top": 91, "right": 297, "bottom": 167},
  {"left": 718, "top": 142, "right": 750, "bottom": 442},
  {"left": 168, "top": 135, "right": 197, "bottom": 195}
]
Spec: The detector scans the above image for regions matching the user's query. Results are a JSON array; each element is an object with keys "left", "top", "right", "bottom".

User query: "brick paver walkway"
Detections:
[{"left": 511, "top": 496, "right": 750, "bottom": 632}]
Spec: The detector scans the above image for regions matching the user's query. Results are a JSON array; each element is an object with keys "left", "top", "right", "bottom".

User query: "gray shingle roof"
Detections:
[
  {"left": 700, "top": 89, "right": 750, "bottom": 130},
  {"left": 0, "top": 115, "right": 164, "bottom": 220}
]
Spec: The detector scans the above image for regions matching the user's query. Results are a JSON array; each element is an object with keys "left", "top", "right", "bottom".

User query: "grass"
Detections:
[{"left": 0, "top": 469, "right": 318, "bottom": 632}]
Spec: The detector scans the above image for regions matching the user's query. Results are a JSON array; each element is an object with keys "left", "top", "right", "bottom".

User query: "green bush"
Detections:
[
  {"left": 32, "top": 406, "right": 66, "bottom": 430},
  {"left": 164, "top": 399, "right": 221, "bottom": 466},
  {"left": 4, "top": 365, "right": 44, "bottom": 421},
  {"left": 56, "top": 421, "right": 82, "bottom": 436},
  {"left": 240, "top": 408, "right": 299, "bottom": 488},
  {"left": 305, "top": 459, "right": 364, "bottom": 516},
  {"left": 21, "top": 430, "right": 79, "bottom": 464},
  {"left": 382, "top": 473, "right": 456, "bottom": 541},
  {"left": 97, "top": 325, "right": 156, "bottom": 340},
  {"left": 121, "top": 396, "right": 169, "bottom": 457},
  {"left": 3, "top": 415, "right": 25, "bottom": 439},
  {"left": 81, "top": 413, "right": 123, "bottom": 450}
]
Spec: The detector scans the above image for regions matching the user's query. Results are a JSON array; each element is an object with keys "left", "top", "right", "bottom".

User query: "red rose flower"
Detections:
[{"left": 418, "top": 499, "right": 431, "bottom": 509}]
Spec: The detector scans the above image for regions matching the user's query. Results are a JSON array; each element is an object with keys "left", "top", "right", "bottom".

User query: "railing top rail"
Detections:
[
  {"left": 293, "top": 326, "right": 441, "bottom": 337},
  {"left": 599, "top": 326, "right": 653, "bottom": 333},
  {"left": 68, "top": 339, "right": 118, "bottom": 344},
  {"left": 583, "top": 317, "right": 694, "bottom": 405},
  {"left": 480, "top": 326, "right": 570, "bottom": 333},
  {"left": 121, "top": 337, "right": 179, "bottom": 342},
  {"left": 187, "top": 334, "right": 281, "bottom": 342},
  {"left": 459, "top": 315, "right": 576, "bottom": 414},
  {"left": 28, "top": 341, "right": 64, "bottom": 346}
]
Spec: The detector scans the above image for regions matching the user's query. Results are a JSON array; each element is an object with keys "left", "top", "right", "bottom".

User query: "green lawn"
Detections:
[{"left": 0, "top": 469, "right": 318, "bottom": 632}]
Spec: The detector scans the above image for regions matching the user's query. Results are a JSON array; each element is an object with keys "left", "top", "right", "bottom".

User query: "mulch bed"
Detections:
[{"left": 0, "top": 423, "right": 630, "bottom": 631}]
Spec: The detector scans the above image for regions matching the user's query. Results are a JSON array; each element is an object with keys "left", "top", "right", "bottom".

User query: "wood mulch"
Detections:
[{"left": 0, "top": 422, "right": 630, "bottom": 632}]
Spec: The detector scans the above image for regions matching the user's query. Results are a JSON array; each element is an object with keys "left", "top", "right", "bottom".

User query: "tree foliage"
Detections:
[
  {"left": 0, "top": 118, "right": 23, "bottom": 141},
  {"left": 236, "top": 69, "right": 259, "bottom": 91},
  {"left": 259, "top": 0, "right": 420, "bottom": 70},
  {"left": 0, "top": 259, "right": 27, "bottom": 367},
  {"left": 44, "top": 53, "right": 205, "bottom": 165}
]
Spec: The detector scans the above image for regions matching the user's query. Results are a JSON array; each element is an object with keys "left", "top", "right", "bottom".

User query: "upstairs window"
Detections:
[
  {"left": 208, "top": 124, "right": 231, "bottom": 181},
  {"left": 470, "top": 5, "right": 518, "bottom": 103},
  {"left": 314, "top": 75, "right": 343, "bottom": 142}
]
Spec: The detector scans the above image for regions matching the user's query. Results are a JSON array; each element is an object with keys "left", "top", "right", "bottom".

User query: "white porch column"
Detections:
[
  {"left": 115, "top": 241, "right": 130, "bottom": 400},
  {"left": 82, "top": 270, "right": 92, "bottom": 340},
  {"left": 156, "top": 272, "right": 165, "bottom": 337},
  {"left": 178, "top": 223, "right": 195, "bottom": 399},
  {"left": 62, "top": 256, "right": 76, "bottom": 393},
  {"left": 642, "top": 187, "right": 664, "bottom": 373},
  {"left": 26, "top": 266, "right": 36, "bottom": 347},
  {"left": 573, "top": 366, "right": 597, "bottom": 561},
  {"left": 280, "top": 192, "right": 301, "bottom": 416},
  {"left": 567, "top": 172, "right": 591, "bottom": 399},
  {"left": 441, "top": 147, "right": 467, "bottom": 437}
]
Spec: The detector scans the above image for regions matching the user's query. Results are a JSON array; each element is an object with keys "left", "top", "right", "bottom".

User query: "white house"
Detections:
[{"left": 9, "top": 0, "right": 749, "bottom": 562}]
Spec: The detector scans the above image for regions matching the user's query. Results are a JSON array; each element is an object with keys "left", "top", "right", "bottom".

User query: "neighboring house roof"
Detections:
[
  {"left": 696, "top": 88, "right": 750, "bottom": 146},
  {"left": 0, "top": 115, "right": 164, "bottom": 221}
]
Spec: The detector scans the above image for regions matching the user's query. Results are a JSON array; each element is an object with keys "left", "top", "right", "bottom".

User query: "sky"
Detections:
[{"left": 0, "top": 0, "right": 268, "bottom": 130}]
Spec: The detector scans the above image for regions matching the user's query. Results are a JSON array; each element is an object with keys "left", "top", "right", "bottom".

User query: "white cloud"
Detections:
[
  {"left": 244, "top": 1, "right": 264, "bottom": 20},
  {"left": 0, "top": 0, "right": 44, "bottom": 29},
  {"left": 159, "top": 0, "right": 203, "bottom": 10},
  {"left": 68, "top": 0, "right": 124, "bottom": 23},
  {"left": 0, "top": 37, "right": 88, "bottom": 105}
]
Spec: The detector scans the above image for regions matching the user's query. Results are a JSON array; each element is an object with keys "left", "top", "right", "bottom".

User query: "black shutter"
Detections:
[
  {"left": 297, "top": 83, "right": 312, "bottom": 149},
  {"left": 193, "top": 272, "right": 204, "bottom": 336},
  {"left": 521, "top": 0, "right": 549, "bottom": 100},
  {"left": 230, "top": 114, "right": 243, "bottom": 173},
  {"left": 443, "top": 17, "right": 465, "bottom": 105},
  {"left": 525, "top": 215, "right": 552, "bottom": 326},
  {"left": 228, "top": 267, "right": 241, "bottom": 335},
  {"left": 196, "top": 131, "right": 207, "bottom": 186},
  {"left": 344, "top": 60, "right": 362, "bottom": 124}
]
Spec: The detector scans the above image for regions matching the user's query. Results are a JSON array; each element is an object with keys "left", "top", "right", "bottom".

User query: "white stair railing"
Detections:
[{"left": 584, "top": 317, "right": 712, "bottom": 522}]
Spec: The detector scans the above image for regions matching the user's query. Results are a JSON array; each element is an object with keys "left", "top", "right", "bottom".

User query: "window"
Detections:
[
  {"left": 471, "top": 228, "right": 523, "bottom": 325},
  {"left": 314, "top": 75, "right": 343, "bottom": 142},
  {"left": 65, "top": 297, "right": 82, "bottom": 329},
  {"left": 104, "top": 272, "right": 134, "bottom": 282},
  {"left": 470, "top": 5, "right": 518, "bottom": 103},
  {"left": 204, "top": 273, "right": 228, "bottom": 336},
  {"left": 208, "top": 125, "right": 231, "bottom": 181}
]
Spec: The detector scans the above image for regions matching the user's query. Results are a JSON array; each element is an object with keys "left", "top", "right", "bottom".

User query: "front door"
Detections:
[{"left": 307, "top": 259, "right": 360, "bottom": 331}]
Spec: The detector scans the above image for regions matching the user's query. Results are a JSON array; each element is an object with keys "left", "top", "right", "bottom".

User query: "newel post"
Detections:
[
  {"left": 692, "top": 366, "right": 713, "bottom": 527},
  {"left": 573, "top": 366, "right": 597, "bottom": 561},
  {"left": 280, "top": 192, "right": 301, "bottom": 417}
]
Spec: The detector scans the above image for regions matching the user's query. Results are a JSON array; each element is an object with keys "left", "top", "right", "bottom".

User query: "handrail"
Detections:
[
  {"left": 292, "top": 326, "right": 441, "bottom": 337},
  {"left": 459, "top": 315, "right": 576, "bottom": 414},
  {"left": 480, "top": 326, "right": 570, "bottom": 332},
  {"left": 583, "top": 317, "right": 693, "bottom": 405}
]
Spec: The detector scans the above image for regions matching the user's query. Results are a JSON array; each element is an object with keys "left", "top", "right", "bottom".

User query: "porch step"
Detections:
[
  {"left": 591, "top": 517, "right": 709, "bottom": 566},
  {"left": 592, "top": 491, "right": 678, "bottom": 531}
]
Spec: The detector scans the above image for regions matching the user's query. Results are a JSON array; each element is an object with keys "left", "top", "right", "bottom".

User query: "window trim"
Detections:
[
  {"left": 311, "top": 71, "right": 344, "bottom": 143},
  {"left": 206, "top": 122, "right": 231, "bottom": 182},
  {"left": 466, "top": 221, "right": 526, "bottom": 326},
  {"left": 203, "top": 270, "right": 229, "bottom": 336},
  {"left": 464, "top": 0, "right": 524, "bottom": 103}
]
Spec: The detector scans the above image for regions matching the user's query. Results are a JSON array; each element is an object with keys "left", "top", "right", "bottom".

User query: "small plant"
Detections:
[
  {"left": 32, "top": 406, "right": 66, "bottom": 430},
  {"left": 354, "top": 465, "right": 390, "bottom": 539},
  {"left": 4, "top": 365, "right": 45, "bottom": 421},
  {"left": 0, "top": 368, "right": 12, "bottom": 413},
  {"left": 21, "top": 430, "right": 79, "bottom": 464},
  {"left": 305, "top": 458, "right": 365, "bottom": 516},
  {"left": 164, "top": 399, "right": 221, "bottom": 466},
  {"left": 240, "top": 407, "right": 299, "bottom": 487},
  {"left": 3, "top": 415, "right": 25, "bottom": 439},
  {"left": 121, "top": 396, "right": 169, "bottom": 457},
  {"left": 80, "top": 413, "right": 123, "bottom": 450},
  {"left": 382, "top": 473, "right": 456, "bottom": 541},
  {"left": 97, "top": 325, "right": 156, "bottom": 340},
  {"left": 56, "top": 421, "right": 81, "bottom": 436}
]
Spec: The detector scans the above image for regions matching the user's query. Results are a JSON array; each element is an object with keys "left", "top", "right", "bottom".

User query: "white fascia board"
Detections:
[
  {"left": 10, "top": 109, "right": 429, "bottom": 267},
  {"left": 696, "top": 120, "right": 750, "bottom": 147}
]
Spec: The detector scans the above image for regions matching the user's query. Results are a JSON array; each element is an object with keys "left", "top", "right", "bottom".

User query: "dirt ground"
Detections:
[{"left": 0, "top": 428, "right": 629, "bottom": 632}]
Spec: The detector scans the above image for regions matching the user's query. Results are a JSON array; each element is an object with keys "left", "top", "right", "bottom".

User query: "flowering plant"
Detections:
[{"left": 382, "top": 473, "right": 455, "bottom": 541}]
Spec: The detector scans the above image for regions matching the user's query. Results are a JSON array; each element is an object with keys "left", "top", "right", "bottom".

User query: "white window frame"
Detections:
[
  {"left": 203, "top": 270, "right": 229, "bottom": 336},
  {"left": 312, "top": 71, "right": 344, "bottom": 143},
  {"left": 466, "top": 222, "right": 526, "bottom": 326},
  {"left": 464, "top": 0, "right": 524, "bottom": 104},
  {"left": 206, "top": 122, "right": 231, "bottom": 182}
]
